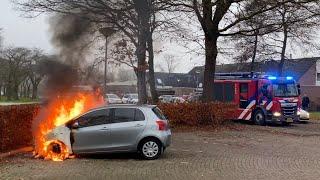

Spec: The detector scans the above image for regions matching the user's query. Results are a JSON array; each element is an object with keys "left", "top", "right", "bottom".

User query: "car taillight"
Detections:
[{"left": 156, "top": 120, "right": 167, "bottom": 131}]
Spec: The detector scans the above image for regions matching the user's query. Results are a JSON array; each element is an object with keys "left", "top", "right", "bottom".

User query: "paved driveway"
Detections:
[{"left": 2, "top": 121, "right": 320, "bottom": 180}]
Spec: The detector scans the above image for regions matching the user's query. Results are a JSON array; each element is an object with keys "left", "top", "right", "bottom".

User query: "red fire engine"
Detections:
[{"left": 213, "top": 72, "right": 301, "bottom": 125}]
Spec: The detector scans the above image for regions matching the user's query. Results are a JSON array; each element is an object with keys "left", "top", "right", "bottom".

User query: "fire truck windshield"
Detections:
[{"left": 272, "top": 83, "right": 299, "bottom": 97}]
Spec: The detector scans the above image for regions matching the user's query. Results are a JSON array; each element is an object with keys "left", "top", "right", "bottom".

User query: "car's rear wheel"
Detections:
[{"left": 139, "top": 138, "right": 162, "bottom": 160}]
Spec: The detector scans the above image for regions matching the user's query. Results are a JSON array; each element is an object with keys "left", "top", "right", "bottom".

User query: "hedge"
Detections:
[
  {"left": 0, "top": 104, "right": 40, "bottom": 153},
  {"left": 0, "top": 102, "right": 236, "bottom": 153},
  {"left": 158, "top": 102, "right": 237, "bottom": 127}
]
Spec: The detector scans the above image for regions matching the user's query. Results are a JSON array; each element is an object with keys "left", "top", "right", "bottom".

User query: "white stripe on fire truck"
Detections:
[
  {"left": 238, "top": 100, "right": 256, "bottom": 119},
  {"left": 245, "top": 112, "right": 252, "bottom": 120},
  {"left": 266, "top": 102, "right": 273, "bottom": 110},
  {"left": 261, "top": 101, "right": 267, "bottom": 106}
]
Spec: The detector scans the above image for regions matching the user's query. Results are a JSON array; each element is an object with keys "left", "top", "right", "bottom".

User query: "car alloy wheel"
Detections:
[
  {"left": 142, "top": 141, "right": 159, "bottom": 158},
  {"left": 140, "top": 139, "right": 162, "bottom": 160}
]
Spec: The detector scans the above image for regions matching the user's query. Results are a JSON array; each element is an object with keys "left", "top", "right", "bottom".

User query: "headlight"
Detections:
[{"left": 273, "top": 112, "right": 281, "bottom": 117}]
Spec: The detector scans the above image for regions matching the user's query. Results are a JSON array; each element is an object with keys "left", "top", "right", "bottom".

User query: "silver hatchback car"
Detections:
[{"left": 52, "top": 104, "right": 171, "bottom": 160}]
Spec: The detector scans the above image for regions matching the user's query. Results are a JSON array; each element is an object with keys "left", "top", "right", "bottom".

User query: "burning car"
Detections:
[
  {"left": 42, "top": 105, "right": 171, "bottom": 161},
  {"left": 33, "top": 85, "right": 105, "bottom": 161}
]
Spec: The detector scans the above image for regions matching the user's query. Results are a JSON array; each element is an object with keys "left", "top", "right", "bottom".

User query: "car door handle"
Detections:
[{"left": 135, "top": 124, "right": 143, "bottom": 127}]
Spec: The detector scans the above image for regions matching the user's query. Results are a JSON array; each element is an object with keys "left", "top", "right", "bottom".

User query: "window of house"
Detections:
[{"left": 317, "top": 73, "right": 320, "bottom": 81}]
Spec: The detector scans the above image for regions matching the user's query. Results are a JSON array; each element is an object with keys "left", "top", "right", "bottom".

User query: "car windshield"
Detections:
[
  {"left": 108, "top": 94, "right": 119, "bottom": 99},
  {"left": 273, "top": 83, "right": 298, "bottom": 97}
]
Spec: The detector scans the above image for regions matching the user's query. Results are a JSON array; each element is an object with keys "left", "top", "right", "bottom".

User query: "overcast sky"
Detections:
[
  {"left": 0, "top": 0, "right": 198, "bottom": 73},
  {"left": 1, "top": 0, "right": 318, "bottom": 74},
  {"left": 0, "top": 0, "right": 54, "bottom": 53}
]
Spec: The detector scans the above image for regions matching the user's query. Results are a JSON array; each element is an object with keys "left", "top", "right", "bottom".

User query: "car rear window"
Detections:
[
  {"left": 135, "top": 109, "right": 145, "bottom": 121},
  {"left": 152, "top": 107, "right": 166, "bottom": 120}
]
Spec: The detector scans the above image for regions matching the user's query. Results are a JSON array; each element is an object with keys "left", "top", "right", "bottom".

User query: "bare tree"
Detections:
[
  {"left": 13, "top": 0, "right": 177, "bottom": 104},
  {"left": 1, "top": 47, "right": 31, "bottom": 100},
  {"left": 0, "top": 28, "right": 3, "bottom": 50},
  {"left": 271, "top": 2, "right": 320, "bottom": 75},
  {"left": 27, "top": 49, "right": 46, "bottom": 99},
  {"left": 167, "top": 0, "right": 319, "bottom": 102},
  {"left": 160, "top": 54, "right": 178, "bottom": 73}
]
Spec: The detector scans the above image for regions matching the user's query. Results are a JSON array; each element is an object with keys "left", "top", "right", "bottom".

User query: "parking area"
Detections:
[{"left": 2, "top": 120, "right": 320, "bottom": 180}]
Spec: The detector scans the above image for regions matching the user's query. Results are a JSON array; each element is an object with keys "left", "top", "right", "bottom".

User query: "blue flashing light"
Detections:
[
  {"left": 286, "top": 76, "right": 293, "bottom": 80},
  {"left": 268, "top": 76, "right": 277, "bottom": 80}
]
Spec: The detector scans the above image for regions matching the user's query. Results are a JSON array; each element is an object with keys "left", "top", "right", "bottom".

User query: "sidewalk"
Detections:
[{"left": 0, "top": 146, "right": 33, "bottom": 159}]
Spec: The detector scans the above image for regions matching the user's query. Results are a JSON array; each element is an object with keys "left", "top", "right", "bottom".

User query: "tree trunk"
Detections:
[
  {"left": 202, "top": 34, "right": 218, "bottom": 102},
  {"left": 133, "top": 0, "right": 149, "bottom": 104},
  {"left": 13, "top": 83, "right": 19, "bottom": 100},
  {"left": 147, "top": 32, "right": 159, "bottom": 103},
  {"left": 32, "top": 82, "right": 38, "bottom": 99},
  {"left": 250, "top": 32, "right": 259, "bottom": 73},
  {"left": 278, "top": 25, "right": 288, "bottom": 76}
]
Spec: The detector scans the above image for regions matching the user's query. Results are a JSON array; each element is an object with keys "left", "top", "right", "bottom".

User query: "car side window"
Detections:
[
  {"left": 134, "top": 109, "right": 145, "bottom": 121},
  {"left": 113, "top": 108, "right": 135, "bottom": 123},
  {"left": 77, "top": 109, "right": 110, "bottom": 128}
]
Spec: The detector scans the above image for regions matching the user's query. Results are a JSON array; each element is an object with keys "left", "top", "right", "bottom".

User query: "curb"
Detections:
[{"left": 0, "top": 146, "right": 33, "bottom": 159}]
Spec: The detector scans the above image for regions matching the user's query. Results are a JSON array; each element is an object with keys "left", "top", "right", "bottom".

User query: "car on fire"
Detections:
[{"left": 45, "top": 104, "right": 171, "bottom": 160}]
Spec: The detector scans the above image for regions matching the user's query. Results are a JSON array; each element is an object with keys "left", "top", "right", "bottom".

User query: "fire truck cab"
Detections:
[{"left": 214, "top": 72, "right": 301, "bottom": 125}]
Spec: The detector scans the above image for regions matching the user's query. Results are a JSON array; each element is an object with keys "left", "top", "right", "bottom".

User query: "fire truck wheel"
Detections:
[{"left": 253, "top": 110, "right": 266, "bottom": 126}]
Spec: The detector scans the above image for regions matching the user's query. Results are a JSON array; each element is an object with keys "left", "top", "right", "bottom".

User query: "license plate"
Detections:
[{"left": 286, "top": 118, "right": 293, "bottom": 123}]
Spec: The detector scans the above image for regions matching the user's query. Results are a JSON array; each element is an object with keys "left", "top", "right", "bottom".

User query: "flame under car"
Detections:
[{"left": 44, "top": 105, "right": 171, "bottom": 160}]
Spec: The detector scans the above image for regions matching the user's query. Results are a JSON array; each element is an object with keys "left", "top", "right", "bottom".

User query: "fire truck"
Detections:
[{"left": 213, "top": 72, "right": 301, "bottom": 125}]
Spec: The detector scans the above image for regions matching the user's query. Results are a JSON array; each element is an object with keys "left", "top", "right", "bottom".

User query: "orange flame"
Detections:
[{"left": 34, "top": 88, "right": 104, "bottom": 161}]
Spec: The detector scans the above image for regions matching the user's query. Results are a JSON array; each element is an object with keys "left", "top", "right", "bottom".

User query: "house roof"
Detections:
[
  {"left": 188, "top": 57, "right": 320, "bottom": 81},
  {"left": 153, "top": 72, "right": 196, "bottom": 88}
]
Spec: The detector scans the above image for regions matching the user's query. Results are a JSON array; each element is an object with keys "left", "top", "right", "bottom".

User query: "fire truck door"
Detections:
[{"left": 239, "top": 83, "right": 249, "bottom": 109}]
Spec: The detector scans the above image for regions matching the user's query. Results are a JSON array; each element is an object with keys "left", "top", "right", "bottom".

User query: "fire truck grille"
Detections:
[{"left": 282, "top": 106, "right": 297, "bottom": 116}]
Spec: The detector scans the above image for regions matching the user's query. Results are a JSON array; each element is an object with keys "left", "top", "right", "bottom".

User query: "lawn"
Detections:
[
  {"left": 0, "top": 97, "right": 39, "bottom": 103},
  {"left": 310, "top": 112, "right": 320, "bottom": 120}
]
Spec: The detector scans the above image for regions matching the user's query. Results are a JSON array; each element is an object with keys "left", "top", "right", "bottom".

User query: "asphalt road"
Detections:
[{"left": 2, "top": 120, "right": 320, "bottom": 180}]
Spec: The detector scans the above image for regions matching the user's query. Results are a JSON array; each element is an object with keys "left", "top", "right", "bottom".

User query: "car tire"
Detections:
[
  {"left": 254, "top": 110, "right": 266, "bottom": 126},
  {"left": 139, "top": 138, "right": 162, "bottom": 160}
]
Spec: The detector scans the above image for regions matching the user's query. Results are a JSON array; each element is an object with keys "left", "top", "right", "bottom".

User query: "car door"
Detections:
[
  {"left": 108, "top": 107, "right": 147, "bottom": 151},
  {"left": 71, "top": 108, "right": 112, "bottom": 153}
]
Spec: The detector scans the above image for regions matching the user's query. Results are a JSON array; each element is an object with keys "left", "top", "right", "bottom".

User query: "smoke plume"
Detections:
[{"left": 49, "top": 14, "right": 93, "bottom": 67}]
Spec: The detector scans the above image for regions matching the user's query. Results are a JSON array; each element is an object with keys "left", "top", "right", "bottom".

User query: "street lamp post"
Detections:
[{"left": 99, "top": 27, "right": 116, "bottom": 97}]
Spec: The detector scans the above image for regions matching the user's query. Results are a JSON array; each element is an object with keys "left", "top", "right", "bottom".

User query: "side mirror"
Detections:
[
  {"left": 72, "top": 122, "right": 80, "bottom": 129},
  {"left": 297, "top": 84, "right": 301, "bottom": 95}
]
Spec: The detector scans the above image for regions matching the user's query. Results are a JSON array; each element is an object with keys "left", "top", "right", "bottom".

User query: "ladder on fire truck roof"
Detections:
[{"left": 215, "top": 72, "right": 265, "bottom": 79}]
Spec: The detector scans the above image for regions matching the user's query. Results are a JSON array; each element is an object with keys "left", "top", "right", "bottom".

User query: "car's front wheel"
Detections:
[{"left": 139, "top": 139, "right": 162, "bottom": 160}]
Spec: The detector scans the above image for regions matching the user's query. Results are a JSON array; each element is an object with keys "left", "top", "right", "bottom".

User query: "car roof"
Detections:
[{"left": 91, "top": 104, "right": 156, "bottom": 111}]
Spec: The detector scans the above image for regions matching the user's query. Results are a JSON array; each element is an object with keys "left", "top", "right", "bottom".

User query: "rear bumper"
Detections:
[{"left": 159, "top": 130, "right": 172, "bottom": 148}]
